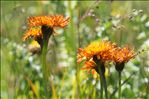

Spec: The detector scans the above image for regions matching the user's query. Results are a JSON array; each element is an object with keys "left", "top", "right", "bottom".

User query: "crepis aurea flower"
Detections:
[
  {"left": 77, "top": 40, "right": 117, "bottom": 62},
  {"left": 77, "top": 40, "right": 117, "bottom": 77},
  {"left": 22, "top": 28, "right": 42, "bottom": 41},
  {"left": 22, "top": 15, "right": 70, "bottom": 49},
  {"left": 113, "top": 46, "right": 136, "bottom": 72},
  {"left": 28, "top": 15, "right": 70, "bottom": 28}
]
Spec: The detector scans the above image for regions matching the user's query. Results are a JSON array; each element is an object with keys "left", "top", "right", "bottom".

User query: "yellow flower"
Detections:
[{"left": 28, "top": 40, "right": 41, "bottom": 54}]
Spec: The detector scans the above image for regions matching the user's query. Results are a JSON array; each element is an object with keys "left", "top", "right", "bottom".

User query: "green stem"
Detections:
[
  {"left": 110, "top": 72, "right": 136, "bottom": 98},
  {"left": 41, "top": 41, "right": 49, "bottom": 97},
  {"left": 118, "top": 71, "right": 121, "bottom": 99},
  {"left": 103, "top": 73, "right": 108, "bottom": 99},
  {"left": 100, "top": 78, "right": 103, "bottom": 99},
  {"left": 99, "top": 67, "right": 108, "bottom": 99},
  {"left": 40, "top": 25, "right": 53, "bottom": 97},
  {"left": 93, "top": 56, "right": 108, "bottom": 99}
]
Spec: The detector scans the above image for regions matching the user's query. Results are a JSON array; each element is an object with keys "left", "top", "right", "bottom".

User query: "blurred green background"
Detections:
[{"left": 1, "top": 1, "right": 149, "bottom": 99}]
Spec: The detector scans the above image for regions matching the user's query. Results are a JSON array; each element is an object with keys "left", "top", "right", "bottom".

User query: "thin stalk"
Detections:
[
  {"left": 41, "top": 41, "right": 49, "bottom": 97},
  {"left": 118, "top": 71, "right": 121, "bottom": 99},
  {"left": 100, "top": 78, "right": 103, "bottom": 99},
  {"left": 40, "top": 25, "right": 53, "bottom": 97},
  {"left": 93, "top": 56, "right": 108, "bottom": 99},
  {"left": 98, "top": 67, "right": 108, "bottom": 99},
  {"left": 102, "top": 73, "right": 108, "bottom": 99},
  {"left": 110, "top": 72, "right": 136, "bottom": 98}
]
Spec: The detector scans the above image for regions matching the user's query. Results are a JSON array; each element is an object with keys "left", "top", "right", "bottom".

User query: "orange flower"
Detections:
[
  {"left": 113, "top": 46, "right": 135, "bottom": 63},
  {"left": 77, "top": 40, "right": 117, "bottom": 76},
  {"left": 28, "top": 15, "right": 70, "bottom": 28},
  {"left": 77, "top": 40, "right": 136, "bottom": 73},
  {"left": 113, "top": 46, "right": 136, "bottom": 72},
  {"left": 22, "top": 28, "right": 42, "bottom": 41},
  {"left": 22, "top": 15, "right": 70, "bottom": 41},
  {"left": 77, "top": 40, "right": 117, "bottom": 63}
]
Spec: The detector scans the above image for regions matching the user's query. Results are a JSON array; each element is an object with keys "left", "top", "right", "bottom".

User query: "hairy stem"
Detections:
[
  {"left": 118, "top": 71, "right": 121, "bottom": 99},
  {"left": 41, "top": 25, "right": 53, "bottom": 97},
  {"left": 93, "top": 56, "right": 108, "bottom": 99},
  {"left": 99, "top": 66, "right": 108, "bottom": 99},
  {"left": 100, "top": 79, "right": 103, "bottom": 99},
  {"left": 41, "top": 40, "right": 49, "bottom": 97}
]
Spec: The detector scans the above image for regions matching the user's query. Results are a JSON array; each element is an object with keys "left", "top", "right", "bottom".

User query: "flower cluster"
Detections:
[
  {"left": 77, "top": 40, "right": 135, "bottom": 76},
  {"left": 22, "top": 15, "right": 70, "bottom": 41}
]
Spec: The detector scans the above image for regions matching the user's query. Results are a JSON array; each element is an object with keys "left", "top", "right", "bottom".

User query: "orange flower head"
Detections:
[
  {"left": 28, "top": 15, "right": 70, "bottom": 28},
  {"left": 22, "top": 28, "right": 42, "bottom": 41},
  {"left": 113, "top": 46, "right": 135, "bottom": 63},
  {"left": 22, "top": 15, "right": 70, "bottom": 41},
  {"left": 77, "top": 40, "right": 117, "bottom": 63},
  {"left": 77, "top": 40, "right": 117, "bottom": 76}
]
